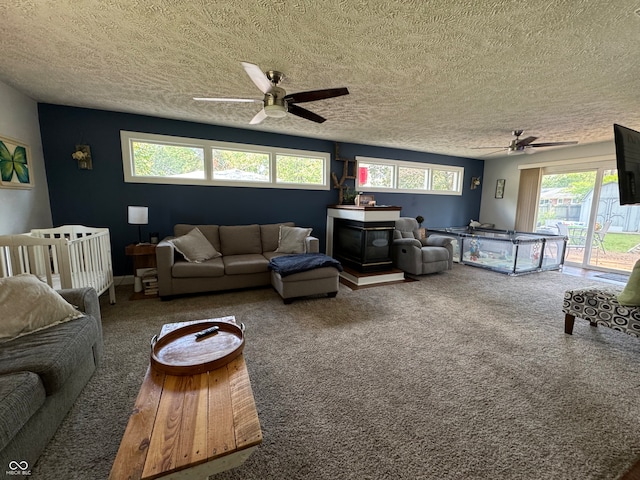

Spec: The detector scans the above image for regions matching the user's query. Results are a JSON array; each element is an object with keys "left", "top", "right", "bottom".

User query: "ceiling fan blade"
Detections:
[
  {"left": 529, "top": 141, "right": 578, "bottom": 147},
  {"left": 471, "top": 146, "right": 507, "bottom": 149},
  {"left": 193, "top": 97, "right": 261, "bottom": 103},
  {"left": 285, "top": 87, "right": 349, "bottom": 104},
  {"left": 249, "top": 109, "right": 268, "bottom": 125},
  {"left": 481, "top": 149, "right": 509, "bottom": 156},
  {"left": 515, "top": 136, "right": 538, "bottom": 147},
  {"left": 287, "top": 104, "right": 326, "bottom": 123},
  {"left": 241, "top": 62, "right": 273, "bottom": 94}
]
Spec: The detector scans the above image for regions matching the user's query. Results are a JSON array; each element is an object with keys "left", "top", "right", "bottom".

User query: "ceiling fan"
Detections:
[
  {"left": 473, "top": 130, "right": 578, "bottom": 155},
  {"left": 194, "top": 62, "right": 349, "bottom": 125}
]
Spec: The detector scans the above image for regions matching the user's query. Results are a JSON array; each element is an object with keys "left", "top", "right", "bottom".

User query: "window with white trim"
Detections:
[
  {"left": 121, "top": 131, "right": 330, "bottom": 190},
  {"left": 356, "top": 156, "right": 463, "bottom": 195}
]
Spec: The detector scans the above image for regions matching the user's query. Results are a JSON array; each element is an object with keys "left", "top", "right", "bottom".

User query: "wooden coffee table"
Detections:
[{"left": 109, "top": 317, "right": 262, "bottom": 479}]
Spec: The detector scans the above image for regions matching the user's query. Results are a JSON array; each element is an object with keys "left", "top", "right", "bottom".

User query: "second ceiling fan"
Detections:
[
  {"left": 194, "top": 62, "right": 349, "bottom": 125},
  {"left": 474, "top": 130, "right": 578, "bottom": 155}
]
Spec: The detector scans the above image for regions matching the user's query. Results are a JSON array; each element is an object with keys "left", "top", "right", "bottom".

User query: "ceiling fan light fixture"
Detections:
[
  {"left": 508, "top": 148, "right": 536, "bottom": 155},
  {"left": 263, "top": 104, "right": 287, "bottom": 118}
]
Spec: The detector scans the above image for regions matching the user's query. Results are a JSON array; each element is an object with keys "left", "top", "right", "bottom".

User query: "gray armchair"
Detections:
[{"left": 392, "top": 217, "right": 453, "bottom": 275}]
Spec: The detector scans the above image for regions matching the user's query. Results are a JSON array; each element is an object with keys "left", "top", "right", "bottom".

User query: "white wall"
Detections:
[
  {"left": 0, "top": 81, "right": 52, "bottom": 234},
  {"left": 479, "top": 141, "right": 616, "bottom": 230}
]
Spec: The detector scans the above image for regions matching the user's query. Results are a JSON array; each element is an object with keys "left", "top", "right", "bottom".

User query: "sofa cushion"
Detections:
[
  {"left": 263, "top": 251, "right": 291, "bottom": 261},
  {"left": 172, "top": 258, "right": 225, "bottom": 278},
  {"left": 0, "top": 372, "right": 46, "bottom": 452},
  {"left": 174, "top": 224, "right": 221, "bottom": 252},
  {"left": 261, "top": 222, "right": 295, "bottom": 252},
  {"left": 0, "top": 372, "right": 46, "bottom": 453},
  {"left": 0, "top": 315, "right": 100, "bottom": 395},
  {"left": 275, "top": 225, "right": 313, "bottom": 254},
  {"left": 219, "top": 224, "right": 262, "bottom": 255},
  {"left": 0, "top": 274, "right": 84, "bottom": 343},
  {"left": 170, "top": 227, "right": 221, "bottom": 263},
  {"left": 223, "top": 254, "right": 270, "bottom": 275}
]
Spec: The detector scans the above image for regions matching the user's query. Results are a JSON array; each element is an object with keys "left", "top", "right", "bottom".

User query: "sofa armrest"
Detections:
[
  {"left": 424, "top": 235, "right": 453, "bottom": 248},
  {"left": 58, "top": 287, "right": 101, "bottom": 322},
  {"left": 424, "top": 235, "right": 454, "bottom": 270},
  {"left": 156, "top": 238, "right": 177, "bottom": 297},
  {"left": 393, "top": 237, "right": 422, "bottom": 248},
  {"left": 305, "top": 236, "right": 320, "bottom": 253},
  {"left": 57, "top": 287, "right": 103, "bottom": 358}
]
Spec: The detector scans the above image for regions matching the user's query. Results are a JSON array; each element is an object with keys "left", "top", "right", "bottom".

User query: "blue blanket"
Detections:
[{"left": 269, "top": 253, "right": 343, "bottom": 277}]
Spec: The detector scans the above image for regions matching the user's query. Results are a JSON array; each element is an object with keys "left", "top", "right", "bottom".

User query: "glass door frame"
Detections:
[{"left": 537, "top": 160, "right": 622, "bottom": 273}]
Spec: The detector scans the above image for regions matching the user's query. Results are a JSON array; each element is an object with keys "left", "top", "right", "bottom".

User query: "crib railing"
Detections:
[{"left": 0, "top": 226, "right": 116, "bottom": 304}]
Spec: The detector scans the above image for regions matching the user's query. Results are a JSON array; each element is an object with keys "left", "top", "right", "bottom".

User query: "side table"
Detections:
[{"left": 125, "top": 244, "right": 157, "bottom": 299}]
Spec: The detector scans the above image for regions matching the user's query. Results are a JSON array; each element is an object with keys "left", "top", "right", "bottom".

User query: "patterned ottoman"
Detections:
[{"left": 563, "top": 287, "right": 640, "bottom": 337}]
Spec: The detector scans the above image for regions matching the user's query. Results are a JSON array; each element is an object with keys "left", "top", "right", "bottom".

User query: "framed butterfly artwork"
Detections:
[{"left": 0, "top": 135, "right": 33, "bottom": 189}]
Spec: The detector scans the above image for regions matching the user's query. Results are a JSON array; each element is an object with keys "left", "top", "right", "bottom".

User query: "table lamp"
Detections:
[{"left": 128, "top": 206, "right": 148, "bottom": 244}]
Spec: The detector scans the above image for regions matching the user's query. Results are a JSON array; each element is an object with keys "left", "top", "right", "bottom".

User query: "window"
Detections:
[
  {"left": 276, "top": 154, "right": 325, "bottom": 185},
  {"left": 356, "top": 156, "right": 463, "bottom": 195},
  {"left": 131, "top": 141, "right": 205, "bottom": 179},
  {"left": 212, "top": 148, "right": 269, "bottom": 182},
  {"left": 121, "top": 131, "right": 330, "bottom": 190}
]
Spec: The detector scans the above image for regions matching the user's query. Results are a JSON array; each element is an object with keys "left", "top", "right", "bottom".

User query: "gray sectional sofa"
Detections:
[
  {"left": 156, "top": 222, "right": 319, "bottom": 298},
  {"left": 0, "top": 287, "right": 103, "bottom": 471}
]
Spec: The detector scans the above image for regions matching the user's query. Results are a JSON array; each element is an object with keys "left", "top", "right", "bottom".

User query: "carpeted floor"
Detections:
[{"left": 31, "top": 265, "right": 640, "bottom": 479}]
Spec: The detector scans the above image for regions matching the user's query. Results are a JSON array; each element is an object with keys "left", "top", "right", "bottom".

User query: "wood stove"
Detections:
[{"left": 333, "top": 219, "right": 394, "bottom": 272}]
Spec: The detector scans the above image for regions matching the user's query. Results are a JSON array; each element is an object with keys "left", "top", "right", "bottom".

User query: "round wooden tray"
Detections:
[{"left": 150, "top": 320, "right": 245, "bottom": 375}]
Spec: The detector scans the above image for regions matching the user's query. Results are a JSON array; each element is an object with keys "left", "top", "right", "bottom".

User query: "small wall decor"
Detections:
[
  {"left": 470, "top": 177, "right": 481, "bottom": 189},
  {"left": 72, "top": 144, "right": 92, "bottom": 170},
  {"left": 0, "top": 135, "right": 33, "bottom": 189},
  {"left": 495, "top": 178, "right": 506, "bottom": 199}
]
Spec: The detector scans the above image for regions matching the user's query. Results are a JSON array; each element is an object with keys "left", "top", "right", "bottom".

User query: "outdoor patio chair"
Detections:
[
  {"left": 593, "top": 220, "right": 612, "bottom": 253},
  {"left": 557, "top": 222, "right": 586, "bottom": 253}
]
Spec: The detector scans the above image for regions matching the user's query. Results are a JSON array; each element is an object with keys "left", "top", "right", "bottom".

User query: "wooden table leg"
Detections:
[{"left": 564, "top": 313, "right": 575, "bottom": 335}]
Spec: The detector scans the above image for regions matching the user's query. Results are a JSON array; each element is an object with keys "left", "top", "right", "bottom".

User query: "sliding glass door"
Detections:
[{"left": 536, "top": 166, "right": 640, "bottom": 273}]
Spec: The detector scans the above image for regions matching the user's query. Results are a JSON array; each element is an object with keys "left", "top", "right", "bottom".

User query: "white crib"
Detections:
[{"left": 0, "top": 225, "right": 116, "bottom": 304}]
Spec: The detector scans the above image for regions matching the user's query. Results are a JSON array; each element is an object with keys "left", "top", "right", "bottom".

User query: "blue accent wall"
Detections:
[{"left": 38, "top": 104, "right": 483, "bottom": 276}]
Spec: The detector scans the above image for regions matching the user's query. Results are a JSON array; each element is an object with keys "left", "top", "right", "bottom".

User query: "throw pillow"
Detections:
[
  {"left": 170, "top": 227, "right": 221, "bottom": 263},
  {"left": 275, "top": 225, "right": 312, "bottom": 254},
  {"left": 0, "top": 274, "right": 84, "bottom": 343},
  {"left": 617, "top": 259, "right": 640, "bottom": 306}
]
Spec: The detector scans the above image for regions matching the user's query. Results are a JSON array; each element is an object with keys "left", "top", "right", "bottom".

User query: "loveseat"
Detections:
[
  {"left": 156, "top": 222, "right": 319, "bottom": 298},
  {"left": 0, "top": 283, "right": 103, "bottom": 472}
]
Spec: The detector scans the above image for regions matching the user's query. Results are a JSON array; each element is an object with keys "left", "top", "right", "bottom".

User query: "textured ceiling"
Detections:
[{"left": 1, "top": 1, "right": 639, "bottom": 159}]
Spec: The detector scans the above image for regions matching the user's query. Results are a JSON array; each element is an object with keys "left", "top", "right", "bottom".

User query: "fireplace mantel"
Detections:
[{"left": 326, "top": 206, "right": 402, "bottom": 251}]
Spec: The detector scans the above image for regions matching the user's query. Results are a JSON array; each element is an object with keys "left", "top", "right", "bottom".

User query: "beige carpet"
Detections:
[{"left": 31, "top": 265, "right": 640, "bottom": 479}]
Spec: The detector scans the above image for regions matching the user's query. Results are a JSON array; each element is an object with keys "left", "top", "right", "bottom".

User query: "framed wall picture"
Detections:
[
  {"left": 0, "top": 135, "right": 33, "bottom": 189},
  {"left": 495, "top": 179, "right": 505, "bottom": 199}
]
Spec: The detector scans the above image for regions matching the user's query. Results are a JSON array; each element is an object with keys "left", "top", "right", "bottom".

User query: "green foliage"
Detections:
[
  {"left": 602, "top": 232, "right": 640, "bottom": 253},
  {"left": 432, "top": 170, "right": 456, "bottom": 190},
  {"left": 342, "top": 186, "right": 358, "bottom": 204},
  {"left": 133, "top": 142, "right": 204, "bottom": 177},
  {"left": 213, "top": 149, "right": 269, "bottom": 179},
  {"left": 541, "top": 171, "right": 619, "bottom": 201},
  {"left": 362, "top": 163, "right": 393, "bottom": 187},
  {"left": 276, "top": 155, "right": 323, "bottom": 184},
  {"left": 398, "top": 167, "right": 426, "bottom": 190}
]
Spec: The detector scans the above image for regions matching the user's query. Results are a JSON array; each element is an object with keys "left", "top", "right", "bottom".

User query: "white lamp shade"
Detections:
[{"left": 128, "top": 206, "right": 148, "bottom": 225}]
